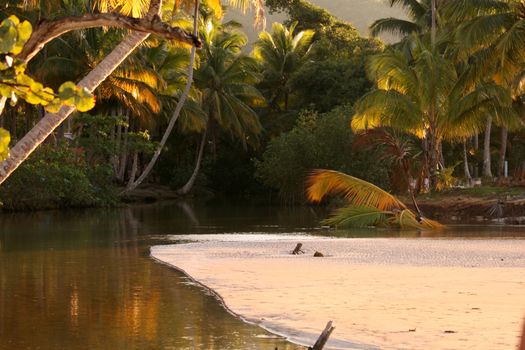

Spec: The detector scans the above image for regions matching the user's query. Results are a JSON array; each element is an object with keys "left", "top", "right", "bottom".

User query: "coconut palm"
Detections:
[
  {"left": 369, "top": 0, "right": 431, "bottom": 38},
  {"left": 306, "top": 169, "right": 443, "bottom": 229},
  {"left": 0, "top": 0, "right": 267, "bottom": 186},
  {"left": 253, "top": 22, "right": 314, "bottom": 112},
  {"left": 177, "top": 20, "right": 264, "bottom": 195},
  {"left": 351, "top": 38, "right": 520, "bottom": 190},
  {"left": 446, "top": 0, "right": 525, "bottom": 178}
]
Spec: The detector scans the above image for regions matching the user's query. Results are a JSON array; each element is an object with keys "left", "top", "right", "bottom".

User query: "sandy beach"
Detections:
[{"left": 151, "top": 234, "right": 525, "bottom": 349}]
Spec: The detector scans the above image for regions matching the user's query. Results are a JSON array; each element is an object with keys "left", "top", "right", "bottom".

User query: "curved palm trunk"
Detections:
[
  {"left": 177, "top": 125, "right": 208, "bottom": 195},
  {"left": 498, "top": 126, "right": 508, "bottom": 177},
  {"left": 482, "top": 115, "right": 493, "bottom": 178},
  {"left": 0, "top": 31, "right": 150, "bottom": 185},
  {"left": 122, "top": 0, "right": 200, "bottom": 194},
  {"left": 0, "top": 0, "right": 166, "bottom": 186}
]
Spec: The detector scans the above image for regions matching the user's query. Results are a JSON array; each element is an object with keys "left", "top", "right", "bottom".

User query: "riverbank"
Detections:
[{"left": 152, "top": 234, "right": 525, "bottom": 350}]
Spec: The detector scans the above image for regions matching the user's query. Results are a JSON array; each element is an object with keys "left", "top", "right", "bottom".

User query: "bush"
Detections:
[
  {"left": 255, "top": 107, "right": 390, "bottom": 202},
  {"left": 0, "top": 143, "right": 116, "bottom": 211}
]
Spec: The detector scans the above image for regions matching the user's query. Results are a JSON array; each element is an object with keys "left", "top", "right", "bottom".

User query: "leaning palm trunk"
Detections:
[
  {"left": 482, "top": 115, "right": 493, "bottom": 178},
  {"left": 498, "top": 126, "right": 508, "bottom": 177},
  {"left": 177, "top": 125, "right": 208, "bottom": 195},
  {"left": 0, "top": 31, "right": 150, "bottom": 185},
  {"left": 122, "top": 0, "right": 200, "bottom": 194}
]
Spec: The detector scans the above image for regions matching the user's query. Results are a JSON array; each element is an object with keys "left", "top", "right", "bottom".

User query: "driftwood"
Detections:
[
  {"left": 292, "top": 243, "right": 304, "bottom": 255},
  {"left": 309, "top": 321, "right": 335, "bottom": 350}
]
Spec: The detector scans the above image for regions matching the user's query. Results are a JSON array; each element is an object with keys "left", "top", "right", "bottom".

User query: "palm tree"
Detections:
[
  {"left": 177, "top": 20, "right": 264, "bottom": 195},
  {"left": 447, "top": 0, "right": 525, "bottom": 179},
  {"left": 369, "top": 0, "right": 431, "bottom": 38},
  {"left": 306, "top": 169, "right": 443, "bottom": 229},
  {"left": 0, "top": 0, "right": 267, "bottom": 186},
  {"left": 253, "top": 22, "right": 314, "bottom": 112},
  {"left": 352, "top": 38, "right": 520, "bottom": 190},
  {"left": 0, "top": 0, "right": 164, "bottom": 185}
]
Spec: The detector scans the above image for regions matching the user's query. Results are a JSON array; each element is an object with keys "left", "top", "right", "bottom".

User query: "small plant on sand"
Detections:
[{"left": 307, "top": 169, "right": 444, "bottom": 229}]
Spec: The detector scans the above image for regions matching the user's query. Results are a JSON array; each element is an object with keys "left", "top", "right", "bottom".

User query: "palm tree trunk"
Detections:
[
  {"left": 463, "top": 139, "right": 472, "bottom": 185},
  {"left": 431, "top": 0, "right": 437, "bottom": 47},
  {"left": 126, "top": 151, "right": 139, "bottom": 190},
  {"left": 122, "top": 0, "right": 200, "bottom": 194},
  {"left": 0, "top": 31, "right": 149, "bottom": 185},
  {"left": 118, "top": 113, "right": 130, "bottom": 181},
  {"left": 482, "top": 115, "right": 493, "bottom": 178},
  {"left": 498, "top": 126, "right": 508, "bottom": 177},
  {"left": 0, "top": 0, "right": 167, "bottom": 186},
  {"left": 177, "top": 126, "right": 208, "bottom": 195}
]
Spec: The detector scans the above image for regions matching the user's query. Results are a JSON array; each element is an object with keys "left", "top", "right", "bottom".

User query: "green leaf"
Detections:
[
  {"left": 0, "top": 128, "right": 10, "bottom": 161},
  {"left": 58, "top": 81, "right": 77, "bottom": 104},
  {"left": 75, "top": 87, "right": 95, "bottom": 112}
]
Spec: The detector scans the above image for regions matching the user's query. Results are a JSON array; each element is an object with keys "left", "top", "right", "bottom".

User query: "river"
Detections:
[{"left": 1, "top": 202, "right": 525, "bottom": 350}]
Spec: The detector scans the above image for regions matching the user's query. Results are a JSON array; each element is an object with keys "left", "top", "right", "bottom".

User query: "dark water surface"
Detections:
[
  {"left": 0, "top": 203, "right": 316, "bottom": 350},
  {"left": 2, "top": 202, "right": 525, "bottom": 350}
]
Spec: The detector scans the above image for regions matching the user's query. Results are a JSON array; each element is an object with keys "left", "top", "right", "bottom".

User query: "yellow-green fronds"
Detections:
[
  {"left": 306, "top": 169, "right": 407, "bottom": 211},
  {"left": 322, "top": 206, "right": 391, "bottom": 228},
  {"left": 391, "top": 209, "right": 445, "bottom": 230},
  {"left": 323, "top": 205, "right": 445, "bottom": 230}
]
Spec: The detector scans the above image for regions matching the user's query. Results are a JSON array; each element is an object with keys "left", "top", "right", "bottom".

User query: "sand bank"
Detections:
[{"left": 151, "top": 234, "right": 525, "bottom": 349}]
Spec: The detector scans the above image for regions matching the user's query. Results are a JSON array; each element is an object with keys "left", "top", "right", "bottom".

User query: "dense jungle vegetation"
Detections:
[{"left": 1, "top": 0, "right": 525, "bottom": 210}]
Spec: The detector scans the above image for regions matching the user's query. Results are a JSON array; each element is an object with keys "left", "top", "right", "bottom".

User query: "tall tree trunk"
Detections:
[
  {"left": 498, "top": 126, "right": 508, "bottom": 177},
  {"left": 482, "top": 115, "right": 493, "bottom": 178},
  {"left": 463, "top": 139, "right": 472, "bottom": 185},
  {"left": 473, "top": 133, "right": 479, "bottom": 178},
  {"left": 123, "top": 0, "right": 200, "bottom": 194},
  {"left": 118, "top": 113, "right": 130, "bottom": 181},
  {"left": 0, "top": 31, "right": 149, "bottom": 185},
  {"left": 431, "top": 0, "right": 437, "bottom": 47},
  {"left": 126, "top": 151, "right": 139, "bottom": 190},
  {"left": 0, "top": 0, "right": 171, "bottom": 186},
  {"left": 177, "top": 126, "right": 208, "bottom": 195}
]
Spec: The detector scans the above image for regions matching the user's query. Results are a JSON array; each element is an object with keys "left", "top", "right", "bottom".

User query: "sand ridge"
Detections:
[{"left": 151, "top": 235, "right": 525, "bottom": 349}]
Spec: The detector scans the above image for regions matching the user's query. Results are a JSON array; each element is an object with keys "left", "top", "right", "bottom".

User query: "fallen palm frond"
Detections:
[
  {"left": 307, "top": 169, "right": 444, "bottom": 230},
  {"left": 307, "top": 169, "right": 407, "bottom": 211},
  {"left": 322, "top": 206, "right": 391, "bottom": 228}
]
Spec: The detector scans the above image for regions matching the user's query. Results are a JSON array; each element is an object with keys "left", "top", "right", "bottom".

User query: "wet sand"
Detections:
[{"left": 151, "top": 235, "right": 525, "bottom": 349}]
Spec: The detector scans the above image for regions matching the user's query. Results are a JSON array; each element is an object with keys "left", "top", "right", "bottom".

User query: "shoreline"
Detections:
[
  {"left": 151, "top": 234, "right": 525, "bottom": 350},
  {"left": 150, "top": 253, "right": 314, "bottom": 349}
]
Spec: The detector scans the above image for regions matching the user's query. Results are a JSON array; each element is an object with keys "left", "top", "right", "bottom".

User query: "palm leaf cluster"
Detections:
[{"left": 307, "top": 169, "right": 443, "bottom": 230}]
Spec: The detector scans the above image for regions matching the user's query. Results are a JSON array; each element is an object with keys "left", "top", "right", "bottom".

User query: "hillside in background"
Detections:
[{"left": 226, "top": 0, "right": 405, "bottom": 43}]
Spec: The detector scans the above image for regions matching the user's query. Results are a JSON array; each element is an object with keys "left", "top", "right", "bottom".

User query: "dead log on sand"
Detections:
[
  {"left": 275, "top": 321, "right": 335, "bottom": 350},
  {"left": 309, "top": 321, "right": 335, "bottom": 350},
  {"left": 292, "top": 243, "right": 304, "bottom": 255}
]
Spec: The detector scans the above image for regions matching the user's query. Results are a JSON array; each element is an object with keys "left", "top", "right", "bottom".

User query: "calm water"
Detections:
[{"left": 1, "top": 202, "right": 525, "bottom": 350}]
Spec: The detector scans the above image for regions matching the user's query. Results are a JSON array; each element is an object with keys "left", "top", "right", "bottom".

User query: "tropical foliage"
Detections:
[{"left": 306, "top": 169, "right": 443, "bottom": 230}]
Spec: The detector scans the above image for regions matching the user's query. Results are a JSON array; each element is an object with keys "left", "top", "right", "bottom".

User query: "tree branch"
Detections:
[{"left": 18, "top": 13, "right": 201, "bottom": 63}]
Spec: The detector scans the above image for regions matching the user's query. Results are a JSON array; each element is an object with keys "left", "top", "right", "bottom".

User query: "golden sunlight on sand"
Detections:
[{"left": 152, "top": 235, "right": 525, "bottom": 349}]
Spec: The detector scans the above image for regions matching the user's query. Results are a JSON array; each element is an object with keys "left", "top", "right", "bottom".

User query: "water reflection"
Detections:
[
  {"left": 0, "top": 203, "right": 307, "bottom": 350},
  {"left": 2, "top": 202, "right": 525, "bottom": 350}
]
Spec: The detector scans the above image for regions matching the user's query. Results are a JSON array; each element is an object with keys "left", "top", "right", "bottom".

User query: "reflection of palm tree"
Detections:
[{"left": 177, "top": 21, "right": 264, "bottom": 195}]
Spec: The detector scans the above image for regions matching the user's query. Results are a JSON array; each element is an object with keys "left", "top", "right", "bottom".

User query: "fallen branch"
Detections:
[
  {"left": 292, "top": 243, "right": 304, "bottom": 255},
  {"left": 309, "top": 321, "right": 335, "bottom": 350}
]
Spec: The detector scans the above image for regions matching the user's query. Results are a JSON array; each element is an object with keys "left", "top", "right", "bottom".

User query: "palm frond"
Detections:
[
  {"left": 306, "top": 169, "right": 407, "bottom": 211},
  {"left": 322, "top": 206, "right": 392, "bottom": 228},
  {"left": 369, "top": 18, "right": 421, "bottom": 37},
  {"left": 393, "top": 209, "right": 445, "bottom": 229}
]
